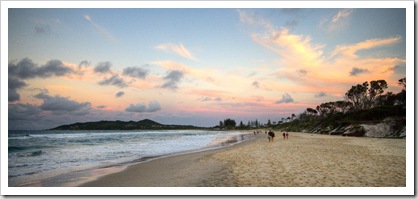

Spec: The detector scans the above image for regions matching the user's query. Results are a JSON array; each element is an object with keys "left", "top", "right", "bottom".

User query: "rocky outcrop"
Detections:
[
  {"left": 296, "top": 117, "right": 406, "bottom": 138},
  {"left": 342, "top": 125, "right": 366, "bottom": 137},
  {"left": 361, "top": 117, "right": 406, "bottom": 138},
  {"left": 338, "top": 117, "right": 405, "bottom": 138}
]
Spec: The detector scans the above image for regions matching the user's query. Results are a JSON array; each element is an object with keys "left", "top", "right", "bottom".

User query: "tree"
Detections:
[
  {"left": 344, "top": 81, "right": 369, "bottom": 111},
  {"left": 223, "top": 118, "right": 236, "bottom": 129},
  {"left": 306, "top": 108, "right": 318, "bottom": 115},
  {"left": 239, "top": 121, "right": 245, "bottom": 129},
  {"left": 379, "top": 92, "right": 396, "bottom": 106},
  {"left": 398, "top": 77, "right": 406, "bottom": 91},
  {"left": 291, "top": 114, "right": 296, "bottom": 121},
  {"left": 397, "top": 77, "right": 406, "bottom": 106},
  {"left": 316, "top": 102, "right": 336, "bottom": 116},
  {"left": 368, "top": 80, "right": 388, "bottom": 108},
  {"left": 334, "top": 101, "right": 352, "bottom": 113}
]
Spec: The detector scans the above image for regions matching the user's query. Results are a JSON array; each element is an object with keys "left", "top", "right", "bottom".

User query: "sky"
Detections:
[{"left": 6, "top": 5, "right": 408, "bottom": 130}]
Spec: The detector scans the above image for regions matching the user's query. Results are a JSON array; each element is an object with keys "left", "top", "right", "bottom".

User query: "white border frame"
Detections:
[{"left": 1, "top": 0, "right": 414, "bottom": 196}]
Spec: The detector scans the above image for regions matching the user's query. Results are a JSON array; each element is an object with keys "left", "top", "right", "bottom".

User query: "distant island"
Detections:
[{"left": 51, "top": 119, "right": 205, "bottom": 130}]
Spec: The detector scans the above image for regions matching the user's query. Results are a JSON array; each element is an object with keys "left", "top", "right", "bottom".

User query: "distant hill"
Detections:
[{"left": 51, "top": 119, "right": 203, "bottom": 130}]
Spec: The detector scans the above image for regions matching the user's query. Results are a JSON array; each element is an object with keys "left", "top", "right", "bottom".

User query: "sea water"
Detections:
[{"left": 8, "top": 130, "right": 252, "bottom": 186}]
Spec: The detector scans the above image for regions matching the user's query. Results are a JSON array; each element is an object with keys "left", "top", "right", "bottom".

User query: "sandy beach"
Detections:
[{"left": 80, "top": 132, "right": 406, "bottom": 187}]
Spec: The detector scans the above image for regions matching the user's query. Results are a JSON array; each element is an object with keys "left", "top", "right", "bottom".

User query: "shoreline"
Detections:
[
  {"left": 80, "top": 131, "right": 406, "bottom": 187},
  {"left": 14, "top": 131, "right": 254, "bottom": 187},
  {"left": 79, "top": 133, "right": 256, "bottom": 187}
]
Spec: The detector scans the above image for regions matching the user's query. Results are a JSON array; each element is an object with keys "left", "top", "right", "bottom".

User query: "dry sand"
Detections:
[{"left": 80, "top": 132, "right": 406, "bottom": 187}]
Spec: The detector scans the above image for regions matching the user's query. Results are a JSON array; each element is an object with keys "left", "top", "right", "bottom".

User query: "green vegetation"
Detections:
[
  {"left": 215, "top": 78, "right": 406, "bottom": 137},
  {"left": 275, "top": 78, "right": 406, "bottom": 136}
]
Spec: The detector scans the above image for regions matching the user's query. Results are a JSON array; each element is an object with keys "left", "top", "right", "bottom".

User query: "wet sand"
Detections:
[{"left": 80, "top": 132, "right": 406, "bottom": 187}]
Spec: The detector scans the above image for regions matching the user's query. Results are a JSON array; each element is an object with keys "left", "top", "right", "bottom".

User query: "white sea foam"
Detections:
[{"left": 8, "top": 130, "right": 251, "bottom": 186}]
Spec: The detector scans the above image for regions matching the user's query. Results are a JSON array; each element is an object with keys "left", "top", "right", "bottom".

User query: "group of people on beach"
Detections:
[
  {"left": 255, "top": 130, "right": 289, "bottom": 142},
  {"left": 282, "top": 132, "right": 289, "bottom": 140},
  {"left": 253, "top": 130, "right": 289, "bottom": 142}
]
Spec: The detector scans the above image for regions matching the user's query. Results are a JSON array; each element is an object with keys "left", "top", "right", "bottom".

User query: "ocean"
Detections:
[{"left": 8, "top": 129, "right": 253, "bottom": 187}]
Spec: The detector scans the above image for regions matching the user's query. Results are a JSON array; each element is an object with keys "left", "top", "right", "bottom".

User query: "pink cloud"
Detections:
[{"left": 155, "top": 43, "right": 198, "bottom": 61}]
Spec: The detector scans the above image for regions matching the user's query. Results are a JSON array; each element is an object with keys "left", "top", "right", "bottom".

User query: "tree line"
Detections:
[
  {"left": 214, "top": 78, "right": 405, "bottom": 130},
  {"left": 294, "top": 78, "right": 406, "bottom": 122}
]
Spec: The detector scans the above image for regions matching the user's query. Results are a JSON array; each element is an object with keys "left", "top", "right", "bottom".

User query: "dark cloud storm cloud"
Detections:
[
  {"left": 125, "top": 103, "right": 146, "bottom": 112},
  {"left": 350, "top": 67, "right": 369, "bottom": 76},
  {"left": 98, "top": 75, "right": 128, "bottom": 88},
  {"left": 122, "top": 66, "right": 149, "bottom": 79},
  {"left": 78, "top": 60, "right": 91, "bottom": 69},
  {"left": 9, "top": 58, "right": 75, "bottom": 79},
  {"left": 9, "top": 103, "right": 43, "bottom": 121},
  {"left": 275, "top": 93, "right": 294, "bottom": 104},
  {"left": 94, "top": 61, "right": 112, "bottom": 74},
  {"left": 125, "top": 101, "right": 161, "bottom": 113},
  {"left": 8, "top": 58, "right": 75, "bottom": 102},
  {"left": 115, "top": 91, "right": 125, "bottom": 98},
  {"left": 161, "top": 70, "right": 184, "bottom": 90},
  {"left": 34, "top": 92, "right": 92, "bottom": 115},
  {"left": 388, "top": 65, "right": 406, "bottom": 75},
  {"left": 146, "top": 101, "right": 162, "bottom": 112},
  {"left": 8, "top": 78, "right": 27, "bottom": 102}
]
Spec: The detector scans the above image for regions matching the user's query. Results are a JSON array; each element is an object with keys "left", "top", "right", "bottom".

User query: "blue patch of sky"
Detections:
[{"left": 9, "top": 8, "right": 405, "bottom": 71}]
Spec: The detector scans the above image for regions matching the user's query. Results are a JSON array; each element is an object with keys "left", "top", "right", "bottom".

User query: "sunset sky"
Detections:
[{"left": 5, "top": 2, "right": 411, "bottom": 130}]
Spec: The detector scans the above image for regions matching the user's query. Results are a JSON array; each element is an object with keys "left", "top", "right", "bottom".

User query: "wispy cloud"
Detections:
[
  {"left": 253, "top": 27, "right": 325, "bottom": 69},
  {"left": 155, "top": 43, "right": 198, "bottom": 61},
  {"left": 239, "top": 9, "right": 405, "bottom": 96},
  {"left": 84, "top": 15, "right": 118, "bottom": 43},
  {"left": 237, "top": 9, "right": 274, "bottom": 33},
  {"left": 314, "top": 92, "right": 327, "bottom": 98},
  {"left": 330, "top": 37, "right": 401, "bottom": 59},
  {"left": 199, "top": 96, "right": 222, "bottom": 102},
  {"left": 321, "top": 9, "right": 353, "bottom": 32},
  {"left": 332, "top": 9, "right": 353, "bottom": 23}
]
